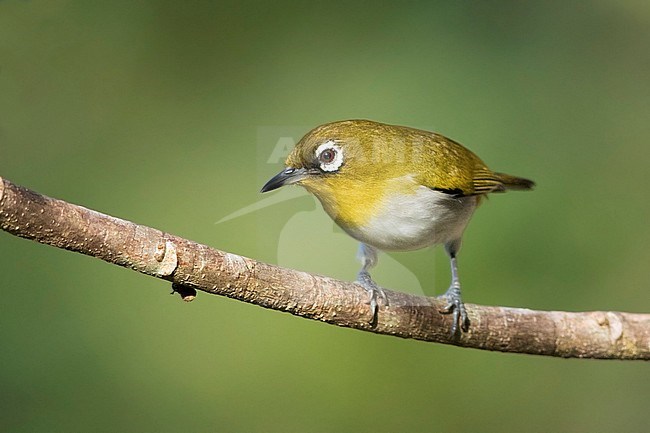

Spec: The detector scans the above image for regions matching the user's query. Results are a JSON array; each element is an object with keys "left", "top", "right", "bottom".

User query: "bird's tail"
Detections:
[{"left": 495, "top": 172, "right": 535, "bottom": 191}]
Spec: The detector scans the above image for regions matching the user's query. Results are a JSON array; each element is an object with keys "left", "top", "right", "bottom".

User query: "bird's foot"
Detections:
[
  {"left": 356, "top": 270, "right": 389, "bottom": 326},
  {"left": 437, "top": 285, "right": 469, "bottom": 335}
]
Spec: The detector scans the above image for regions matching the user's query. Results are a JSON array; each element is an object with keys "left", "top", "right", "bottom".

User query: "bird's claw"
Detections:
[
  {"left": 356, "top": 271, "right": 389, "bottom": 326},
  {"left": 437, "top": 286, "right": 469, "bottom": 335}
]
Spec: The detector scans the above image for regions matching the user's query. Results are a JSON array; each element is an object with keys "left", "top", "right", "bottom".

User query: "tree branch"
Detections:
[{"left": 1, "top": 176, "right": 648, "bottom": 360}]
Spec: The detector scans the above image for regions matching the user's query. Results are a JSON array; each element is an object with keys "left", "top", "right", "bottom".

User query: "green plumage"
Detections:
[{"left": 286, "top": 119, "right": 535, "bottom": 197}]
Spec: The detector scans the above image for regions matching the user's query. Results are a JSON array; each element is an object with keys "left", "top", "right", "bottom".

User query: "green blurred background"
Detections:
[{"left": 1, "top": 1, "right": 649, "bottom": 432}]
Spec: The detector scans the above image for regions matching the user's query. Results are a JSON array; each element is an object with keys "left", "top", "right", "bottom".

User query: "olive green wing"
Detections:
[
  {"left": 416, "top": 133, "right": 534, "bottom": 196},
  {"left": 414, "top": 133, "right": 485, "bottom": 196},
  {"left": 478, "top": 170, "right": 535, "bottom": 192},
  {"left": 472, "top": 167, "right": 509, "bottom": 194}
]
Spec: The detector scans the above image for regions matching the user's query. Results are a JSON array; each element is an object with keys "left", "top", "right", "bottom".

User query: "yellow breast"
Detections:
[{"left": 300, "top": 174, "right": 420, "bottom": 229}]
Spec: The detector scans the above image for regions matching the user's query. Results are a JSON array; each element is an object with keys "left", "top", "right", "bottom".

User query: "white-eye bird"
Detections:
[{"left": 261, "top": 119, "right": 534, "bottom": 333}]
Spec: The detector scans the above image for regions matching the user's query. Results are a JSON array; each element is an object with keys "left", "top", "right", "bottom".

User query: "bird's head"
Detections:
[{"left": 261, "top": 120, "right": 409, "bottom": 195}]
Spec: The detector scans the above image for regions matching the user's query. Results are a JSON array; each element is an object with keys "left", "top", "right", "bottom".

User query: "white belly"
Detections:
[{"left": 342, "top": 187, "right": 478, "bottom": 252}]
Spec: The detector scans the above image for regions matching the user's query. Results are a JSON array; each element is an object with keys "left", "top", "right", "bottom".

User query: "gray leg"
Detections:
[
  {"left": 356, "top": 243, "right": 389, "bottom": 325},
  {"left": 437, "top": 239, "right": 469, "bottom": 334}
]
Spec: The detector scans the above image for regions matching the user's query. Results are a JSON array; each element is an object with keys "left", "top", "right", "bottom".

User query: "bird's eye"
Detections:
[
  {"left": 314, "top": 141, "right": 344, "bottom": 172},
  {"left": 319, "top": 149, "right": 336, "bottom": 164}
]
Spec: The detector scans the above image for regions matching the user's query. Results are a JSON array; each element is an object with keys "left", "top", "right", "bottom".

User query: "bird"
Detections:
[{"left": 261, "top": 119, "right": 534, "bottom": 334}]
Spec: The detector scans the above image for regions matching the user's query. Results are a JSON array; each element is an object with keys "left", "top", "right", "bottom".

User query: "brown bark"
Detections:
[{"left": 1, "top": 176, "right": 648, "bottom": 359}]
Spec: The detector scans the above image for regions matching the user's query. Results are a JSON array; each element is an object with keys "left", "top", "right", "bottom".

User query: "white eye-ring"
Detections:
[{"left": 315, "top": 140, "right": 344, "bottom": 172}]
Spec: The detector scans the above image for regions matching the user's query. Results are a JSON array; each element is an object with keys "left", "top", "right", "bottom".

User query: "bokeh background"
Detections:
[{"left": 1, "top": 1, "right": 649, "bottom": 432}]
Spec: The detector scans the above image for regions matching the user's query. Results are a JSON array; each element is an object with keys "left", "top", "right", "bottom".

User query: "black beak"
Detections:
[{"left": 260, "top": 167, "right": 308, "bottom": 193}]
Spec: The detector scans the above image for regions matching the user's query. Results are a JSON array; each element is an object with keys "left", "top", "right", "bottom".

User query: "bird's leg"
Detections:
[
  {"left": 355, "top": 243, "right": 389, "bottom": 325},
  {"left": 437, "top": 242, "right": 469, "bottom": 334}
]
